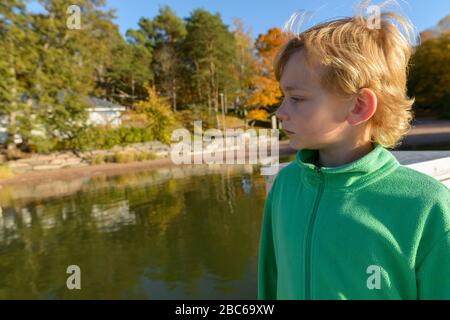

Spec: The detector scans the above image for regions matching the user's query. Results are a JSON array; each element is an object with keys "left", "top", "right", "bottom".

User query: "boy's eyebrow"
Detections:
[{"left": 280, "top": 85, "right": 308, "bottom": 92}]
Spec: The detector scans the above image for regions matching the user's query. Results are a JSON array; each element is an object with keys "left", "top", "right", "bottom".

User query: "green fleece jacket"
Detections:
[{"left": 258, "top": 142, "right": 450, "bottom": 300}]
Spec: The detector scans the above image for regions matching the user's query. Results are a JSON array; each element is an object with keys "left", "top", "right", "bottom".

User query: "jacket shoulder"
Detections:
[{"left": 392, "top": 165, "right": 450, "bottom": 198}]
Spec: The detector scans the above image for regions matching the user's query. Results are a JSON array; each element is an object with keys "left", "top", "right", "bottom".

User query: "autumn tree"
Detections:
[
  {"left": 247, "top": 27, "right": 286, "bottom": 109},
  {"left": 134, "top": 85, "right": 175, "bottom": 143}
]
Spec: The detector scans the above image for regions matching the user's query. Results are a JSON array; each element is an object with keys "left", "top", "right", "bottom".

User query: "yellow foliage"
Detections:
[{"left": 247, "top": 109, "right": 269, "bottom": 121}]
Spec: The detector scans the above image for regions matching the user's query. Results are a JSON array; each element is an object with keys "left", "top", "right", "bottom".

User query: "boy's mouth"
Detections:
[{"left": 283, "top": 128, "right": 295, "bottom": 135}]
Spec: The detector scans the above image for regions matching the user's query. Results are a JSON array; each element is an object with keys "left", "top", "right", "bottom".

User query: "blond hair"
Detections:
[{"left": 274, "top": 1, "right": 416, "bottom": 149}]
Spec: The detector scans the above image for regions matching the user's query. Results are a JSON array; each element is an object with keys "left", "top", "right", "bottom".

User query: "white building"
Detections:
[
  {"left": 85, "top": 97, "right": 127, "bottom": 127},
  {"left": 0, "top": 96, "right": 127, "bottom": 145}
]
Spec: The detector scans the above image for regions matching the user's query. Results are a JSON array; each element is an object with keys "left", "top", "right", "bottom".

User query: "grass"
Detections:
[
  {"left": 114, "top": 151, "right": 158, "bottom": 163},
  {"left": 89, "top": 154, "right": 105, "bottom": 165},
  {"left": 0, "top": 164, "right": 13, "bottom": 180}
]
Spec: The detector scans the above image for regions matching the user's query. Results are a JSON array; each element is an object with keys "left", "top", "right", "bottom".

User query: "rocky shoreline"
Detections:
[
  {"left": 0, "top": 140, "right": 294, "bottom": 187},
  {"left": 1, "top": 141, "right": 171, "bottom": 175}
]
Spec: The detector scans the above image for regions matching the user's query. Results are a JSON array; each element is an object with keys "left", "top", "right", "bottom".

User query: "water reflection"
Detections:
[{"left": 0, "top": 163, "right": 270, "bottom": 299}]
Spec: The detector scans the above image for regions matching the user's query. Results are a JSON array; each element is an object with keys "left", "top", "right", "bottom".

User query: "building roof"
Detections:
[{"left": 84, "top": 96, "right": 126, "bottom": 111}]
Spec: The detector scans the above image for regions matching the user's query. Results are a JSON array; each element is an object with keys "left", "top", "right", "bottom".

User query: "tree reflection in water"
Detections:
[{"left": 0, "top": 163, "right": 268, "bottom": 299}]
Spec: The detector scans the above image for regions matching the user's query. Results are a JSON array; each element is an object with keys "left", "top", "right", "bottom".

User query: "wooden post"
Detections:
[{"left": 220, "top": 93, "right": 226, "bottom": 131}]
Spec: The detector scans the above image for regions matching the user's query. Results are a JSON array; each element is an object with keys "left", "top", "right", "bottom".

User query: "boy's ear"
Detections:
[{"left": 347, "top": 88, "right": 377, "bottom": 126}]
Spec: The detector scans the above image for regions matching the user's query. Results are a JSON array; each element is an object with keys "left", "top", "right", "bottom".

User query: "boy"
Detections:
[{"left": 257, "top": 5, "right": 450, "bottom": 299}]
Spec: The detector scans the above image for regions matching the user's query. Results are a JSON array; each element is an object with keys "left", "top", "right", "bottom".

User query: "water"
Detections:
[
  {"left": 0, "top": 159, "right": 294, "bottom": 299},
  {"left": 1, "top": 144, "right": 448, "bottom": 299}
]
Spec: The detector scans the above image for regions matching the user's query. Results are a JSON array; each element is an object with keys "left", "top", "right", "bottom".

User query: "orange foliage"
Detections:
[
  {"left": 247, "top": 28, "right": 288, "bottom": 107},
  {"left": 247, "top": 108, "right": 269, "bottom": 121}
]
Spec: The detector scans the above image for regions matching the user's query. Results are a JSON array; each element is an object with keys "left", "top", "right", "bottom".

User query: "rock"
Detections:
[
  {"left": 62, "top": 162, "right": 89, "bottom": 169},
  {"left": 64, "top": 158, "right": 82, "bottom": 165},
  {"left": 27, "top": 160, "right": 48, "bottom": 166},
  {"left": 36, "top": 154, "right": 55, "bottom": 162},
  {"left": 110, "top": 145, "right": 123, "bottom": 152},
  {"left": 155, "top": 150, "right": 169, "bottom": 157},
  {"left": 33, "top": 164, "right": 61, "bottom": 171},
  {"left": 9, "top": 162, "right": 32, "bottom": 169},
  {"left": 49, "top": 159, "right": 65, "bottom": 165}
]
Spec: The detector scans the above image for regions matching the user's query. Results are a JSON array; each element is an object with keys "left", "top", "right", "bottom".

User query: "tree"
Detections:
[
  {"left": 28, "top": 0, "right": 120, "bottom": 146},
  {"left": 150, "top": 6, "right": 186, "bottom": 112},
  {"left": 408, "top": 33, "right": 450, "bottom": 118},
  {"left": 231, "top": 18, "right": 258, "bottom": 114},
  {"left": 247, "top": 28, "right": 286, "bottom": 109},
  {"left": 0, "top": 0, "right": 36, "bottom": 150},
  {"left": 102, "top": 42, "right": 153, "bottom": 107},
  {"left": 419, "top": 15, "right": 450, "bottom": 42},
  {"left": 134, "top": 85, "right": 174, "bottom": 143},
  {"left": 183, "top": 9, "right": 237, "bottom": 126}
]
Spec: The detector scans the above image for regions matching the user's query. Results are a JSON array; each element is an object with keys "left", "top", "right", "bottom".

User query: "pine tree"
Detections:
[
  {"left": 183, "top": 9, "right": 238, "bottom": 126},
  {"left": 0, "top": 0, "right": 35, "bottom": 150}
]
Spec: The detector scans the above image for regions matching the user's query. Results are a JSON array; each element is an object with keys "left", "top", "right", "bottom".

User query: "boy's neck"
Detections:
[{"left": 317, "top": 140, "right": 374, "bottom": 168}]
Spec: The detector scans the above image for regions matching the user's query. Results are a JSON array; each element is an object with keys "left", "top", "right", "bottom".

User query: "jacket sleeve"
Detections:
[
  {"left": 416, "top": 230, "right": 450, "bottom": 299},
  {"left": 416, "top": 186, "right": 450, "bottom": 300},
  {"left": 257, "top": 180, "right": 278, "bottom": 300}
]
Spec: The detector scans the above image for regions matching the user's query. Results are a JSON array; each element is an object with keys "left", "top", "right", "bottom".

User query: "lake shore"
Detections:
[
  {"left": 0, "top": 140, "right": 295, "bottom": 187},
  {"left": 1, "top": 119, "right": 450, "bottom": 187}
]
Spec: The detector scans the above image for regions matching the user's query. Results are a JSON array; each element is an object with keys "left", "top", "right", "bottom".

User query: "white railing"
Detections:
[{"left": 264, "top": 151, "right": 450, "bottom": 192}]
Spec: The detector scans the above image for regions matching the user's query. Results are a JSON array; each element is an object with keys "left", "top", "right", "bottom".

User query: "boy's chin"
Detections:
[
  {"left": 288, "top": 138, "right": 307, "bottom": 150},
  {"left": 288, "top": 138, "right": 318, "bottom": 151}
]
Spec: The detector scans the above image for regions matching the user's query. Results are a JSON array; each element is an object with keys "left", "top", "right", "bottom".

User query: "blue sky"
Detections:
[
  {"left": 28, "top": 1, "right": 449, "bottom": 39},
  {"left": 104, "top": 0, "right": 449, "bottom": 39}
]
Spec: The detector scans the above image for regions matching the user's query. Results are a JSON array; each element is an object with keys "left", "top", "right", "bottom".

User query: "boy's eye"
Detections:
[{"left": 290, "top": 97, "right": 304, "bottom": 103}]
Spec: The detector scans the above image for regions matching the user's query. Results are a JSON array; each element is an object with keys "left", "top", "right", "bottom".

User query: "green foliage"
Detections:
[
  {"left": 0, "top": 1, "right": 252, "bottom": 154},
  {"left": 6, "top": 1, "right": 448, "bottom": 155},
  {"left": 408, "top": 33, "right": 450, "bottom": 118},
  {"left": 137, "top": 151, "right": 157, "bottom": 161},
  {"left": 28, "top": 135, "right": 58, "bottom": 154},
  {"left": 175, "top": 104, "right": 215, "bottom": 132},
  {"left": 89, "top": 153, "right": 105, "bottom": 165},
  {"left": 183, "top": 9, "right": 239, "bottom": 110},
  {"left": 87, "top": 150, "right": 157, "bottom": 164},
  {"left": 113, "top": 151, "right": 137, "bottom": 163},
  {"left": 58, "top": 126, "right": 157, "bottom": 152},
  {"left": 134, "top": 85, "right": 175, "bottom": 143},
  {"left": 101, "top": 42, "right": 153, "bottom": 106}
]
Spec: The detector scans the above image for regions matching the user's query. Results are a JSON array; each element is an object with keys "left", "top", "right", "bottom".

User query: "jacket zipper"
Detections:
[{"left": 305, "top": 165, "right": 324, "bottom": 300}]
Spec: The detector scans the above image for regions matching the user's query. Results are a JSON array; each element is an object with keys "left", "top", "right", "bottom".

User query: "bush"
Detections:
[
  {"left": 136, "top": 151, "right": 157, "bottom": 161},
  {"left": 27, "top": 136, "right": 58, "bottom": 154},
  {"left": 89, "top": 154, "right": 105, "bottom": 165},
  {"left": 59, "top": 126, "right": 157, "bottom": 152},
  {"left": 113, "top": 151, "right": 137, "bottom": 163}
]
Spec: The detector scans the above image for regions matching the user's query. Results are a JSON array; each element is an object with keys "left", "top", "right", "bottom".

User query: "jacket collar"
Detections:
[{"left": 295, "top": 142, "right": 400, "bottom": 192}]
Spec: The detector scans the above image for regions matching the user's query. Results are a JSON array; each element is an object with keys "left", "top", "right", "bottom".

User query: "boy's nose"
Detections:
[{"left": 275, "top": 105, "right": 289, "bottom": 122}]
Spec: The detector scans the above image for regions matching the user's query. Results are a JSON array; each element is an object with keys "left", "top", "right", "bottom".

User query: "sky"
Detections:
[{"left": 103, "top": 0, "right": 450, "bottom": 39}]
